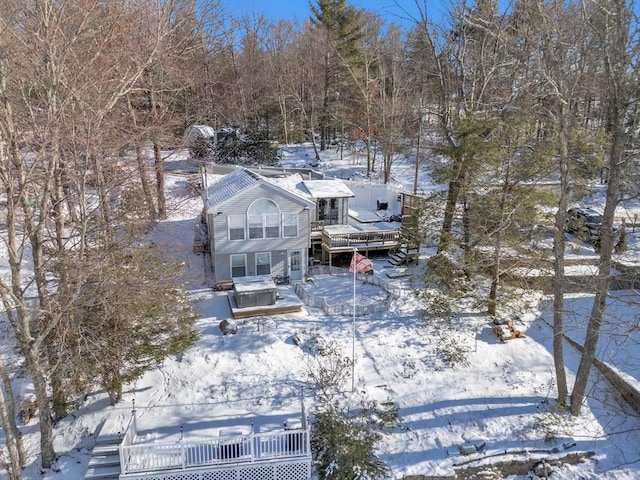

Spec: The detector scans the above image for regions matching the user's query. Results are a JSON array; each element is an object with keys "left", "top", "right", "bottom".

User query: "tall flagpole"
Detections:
[{"left": 352, "top": 247, "right": 356, "bottom": 392}]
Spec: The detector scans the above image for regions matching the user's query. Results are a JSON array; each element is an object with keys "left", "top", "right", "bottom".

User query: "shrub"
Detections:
[
  {"left": 311, "top": 406, "right": 390, "bottom": 480},
  {"left": 418, "top": 289, "right": 453, "bottom": 320},
  {"left": 306, "top": 339, "right": 353, "bottom": 403}
]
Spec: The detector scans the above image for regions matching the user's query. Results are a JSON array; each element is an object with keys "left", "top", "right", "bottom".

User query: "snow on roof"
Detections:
[
  {"left": 203, "top": 168, "right": 315, "bottom": 210},
  {"left": 204, "top": 167, "right": 260, "bottom": 208},
  {"left": 267, "top": 173, "right": 309, "bottom": 197},
  {"left": 301, "top": 179, "right": 354, "bottom": 198},
  {"left": 184, "top": 124, "right": 215, "bottom": 138}
]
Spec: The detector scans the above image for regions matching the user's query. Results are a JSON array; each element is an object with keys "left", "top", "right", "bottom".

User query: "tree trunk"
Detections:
[
  {"left": 127, "top": 94, "right": 156, "bottom": 221},
  {"left": 438, "top": 153, "right": 465, "bottom": 252},
  {"left": 570, "top": 121, "right": 623, "bottom": 415},
  {"left": 0, "top": 360, "right": 26, "bottom": 478},
  {"left": 413, "top": 120, "right": 421, "bottom": 195},
  {"left": 26, "top": 347, "right": 56, "bottom": 468},
  {"left": 320, "top": 52, "right": 330, "bottom": 152},
  {"left": 0, "top": 361, "right": 26, "bottom": 466},
  {"left": 91, "top": 152, "right": 113, "bottom": 237},
  {"left": 487, "top": 155, "right": 510, "bottom": 317},
  {"left": 0, "top": 383, "right": 22, "bottom": 480},
  {"left": 383, "top": 153, "right": 392, "bottom": 183},
  {"left": 570, "top": 0, "right": 629, "bottom": 416},
  {"left": 135, "top": 142, "right": 157, "bottom": 221},
  {"left": 153, "top": 141, "right": 167, "bottom": 220},
  {"left": 552, "top": 106, "right": 570, "bottom": 405},
  {"left": 487, "top": 229, "right": 501, "bottom": 317},
  {"left": 148, "top": 88, "right": 167, "bottom": 220}
]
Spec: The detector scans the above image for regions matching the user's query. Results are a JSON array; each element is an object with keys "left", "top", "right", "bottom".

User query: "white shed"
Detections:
[{"left": 183, "top": 124, "right": 216, "bottom": 146}]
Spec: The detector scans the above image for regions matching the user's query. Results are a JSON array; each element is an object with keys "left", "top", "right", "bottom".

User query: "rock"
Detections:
[
  {"left": 533, "top": 461, "right": 553, "bottom": 478},
  {"left": 469, "top": 438, "right": 487, "bottom": 452},
  {"left": 219, "top": 319, "right": 238, "bottom": 335},
  {"left": 459, "top": 442, "right": 477, "bottom": 455}
]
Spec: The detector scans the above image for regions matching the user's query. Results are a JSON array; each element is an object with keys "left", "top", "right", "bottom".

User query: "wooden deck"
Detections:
[
  {"left": 316, "top": 223, "right": 402, "bottom": 265},
  {"left": 227, "top": 287, "right": 304, "bottom": 319},
  {"left": 118, "top": 412, "right": 312, "bottom": 480}
]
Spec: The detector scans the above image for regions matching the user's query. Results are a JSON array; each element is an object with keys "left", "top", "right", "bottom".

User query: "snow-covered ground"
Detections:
[{"left": 6, "top": 144, "right": 640, "bottom": 479}]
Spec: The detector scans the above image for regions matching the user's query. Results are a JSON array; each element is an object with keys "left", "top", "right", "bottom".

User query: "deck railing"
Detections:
[
  {"left": 119, "top": 411, "right": 139, "bottom": 466},
  {"left": 119, "top": 426, "right": 311, "bottom": 475},
  {"left": 322, "top": 230, "right": 400, "bottom": 250}
]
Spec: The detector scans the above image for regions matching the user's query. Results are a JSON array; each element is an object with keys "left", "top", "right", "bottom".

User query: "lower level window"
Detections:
[
  {"left": 230, "top": 254, "right": 246, "bottom": 277},
  {"left": 256, "top": 252, "right": 271, "bottom": 275}
]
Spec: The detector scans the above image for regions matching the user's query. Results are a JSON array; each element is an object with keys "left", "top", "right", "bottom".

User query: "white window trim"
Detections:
[
  {"left": 248, "top": 214, "right": 264, "bottom": 239},
  {"left": 230, "top": 254, "right": 247, "bottom": 278},
  {"left": 255, "top": 252, "right": 272, "bottom": 276},
  {"left": 228, "top": 214, "right": 246, "bottom": 241},
  {"left": 265, "top": 213, "right": 280, "bottom": 238},
  {"left": 283, "top": 213, "right": 298, "bottom": 238},
  {"left": 248, "top": 199, "right": 281, "bottom": 239}
]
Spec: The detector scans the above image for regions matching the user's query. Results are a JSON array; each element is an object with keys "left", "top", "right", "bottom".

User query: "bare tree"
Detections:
[
  {"left": 265, "top": 20, "right": 298, "bottom": 144},
  {"left": 570, "top": 0, "right": 639, "bottom": 416},
  {"left": 517, "top": 0, "right": 603, "bottom": 406},
  {"left": 0, "top": 0, "right": 180, "bottom": 468},
  {"left": 375, "top": 24, "right": 414, "bottom": 183},
  {"left": 0, "top": 358, "right": 25, "bottom": 480}
]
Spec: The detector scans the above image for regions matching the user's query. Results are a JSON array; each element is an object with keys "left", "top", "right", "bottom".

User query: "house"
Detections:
[
  {"left": 288, "top": 178, "right": 354, "bottom": 259},
  {"left": 199, "top": 166, "right": 414, "bottom": 284},
  {"left": 201, "top": 167, "right": 316, "bottom": 290},
  {"left": 302, "top": 178, "right": 354, "bottom": 226}
]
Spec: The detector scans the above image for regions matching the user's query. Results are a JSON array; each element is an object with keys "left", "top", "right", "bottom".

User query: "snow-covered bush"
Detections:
[
  {"left": 305, "top": 337, "right": 352, "bottom": 403},
  {"left": 418, "top": 289, "right": 453, "bottom": 320},
  {"left": 311, "top": 405, "right": 390, "bottom": 480}
]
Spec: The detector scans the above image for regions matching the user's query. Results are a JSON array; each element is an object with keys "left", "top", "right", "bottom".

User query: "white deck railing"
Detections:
[{"left": 119, "top": 426, "right": 311, "bottom": 475}]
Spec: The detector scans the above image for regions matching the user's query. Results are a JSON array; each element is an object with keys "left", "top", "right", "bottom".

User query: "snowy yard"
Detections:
[{"left": 7, "top": 145, "right": 640, "bottom": 479}]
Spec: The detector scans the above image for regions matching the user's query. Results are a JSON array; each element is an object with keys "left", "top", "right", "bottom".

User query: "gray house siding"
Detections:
[
  {"left": 214, "top": 250, "right": 292, "bottom": 281},
  {"left": 205, "top": 180, "right": 312, "bottom": 286}
]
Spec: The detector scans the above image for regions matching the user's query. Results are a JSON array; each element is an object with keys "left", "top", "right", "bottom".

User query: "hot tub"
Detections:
[{"left": 233, "top": 275, "right": 277, "bottom": 308}]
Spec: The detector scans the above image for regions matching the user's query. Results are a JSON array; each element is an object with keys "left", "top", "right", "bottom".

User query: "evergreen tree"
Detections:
[
  {"left": 53, "top": 246, "right": 198, "bottom": 405},
  {"left": 310, "top": 0, "right": 363, "bottom": 150},
  {"left": 312, "top": 406, "right": 390, "bottom": 480}
]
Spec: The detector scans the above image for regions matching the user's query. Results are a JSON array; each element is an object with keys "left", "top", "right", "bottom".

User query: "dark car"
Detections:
[{"left": 565, "top": 207, "right": 604, "bottom": 242}]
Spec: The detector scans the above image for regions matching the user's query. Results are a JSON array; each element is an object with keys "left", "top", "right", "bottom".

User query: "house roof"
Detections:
[
  {"left": 203, "top": 167, "right": 261, "bottom": 208},
  {"left": 202, "top": 167, "right": 315, "bottom": 210},
  {"left": 267, "top": 173, "right": 308, "bottom": 196},
  {"left": 300, "top": 179, "right": 354, "bottom": 199}
]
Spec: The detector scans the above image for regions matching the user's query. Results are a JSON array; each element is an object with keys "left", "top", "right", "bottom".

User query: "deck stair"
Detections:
[
  {"left": 84, "top": 434, "right": 121, "bottom": 480},
  {"left": 388, "top": 248, "right": 419, "bottom": 266}
]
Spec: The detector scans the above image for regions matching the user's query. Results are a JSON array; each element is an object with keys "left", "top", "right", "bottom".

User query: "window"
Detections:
[
  {"left": 230, "top": 254, "right": 246, "bottom": 278},
  {"left": 318, "top": 199, "right": 327, "bottom": 220},
  {"left": 319, "top": 198, "right": 339, "bottom": 224},
  {"left": 265, "top": 214, "right": 280, "bottom": 238},
  {"left": 283, "top": 213, "right": 298, "bottom": 237},
  {"left": 248, "top": 199, "right": 281, "bottom": 239},
  {"left": 228, "top": 215, "right": 245, "bottom": 240},
  {"left": 255, "top": 252, "right": 271, "bottom": 275},
  {"left": 248, "top": 215, "right": 263, "bottom": 239}
]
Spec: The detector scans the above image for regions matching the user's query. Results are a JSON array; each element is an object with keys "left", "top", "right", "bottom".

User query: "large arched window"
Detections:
[{"left": 248, "top": 199, "right": 280, "bottom": 239}]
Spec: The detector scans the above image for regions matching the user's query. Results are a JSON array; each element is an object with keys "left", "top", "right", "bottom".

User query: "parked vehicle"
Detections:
[{"left": 565, "top": 207, "right": 604, "bottom": 242}]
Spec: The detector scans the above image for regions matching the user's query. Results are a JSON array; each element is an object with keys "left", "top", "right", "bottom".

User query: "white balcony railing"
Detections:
[{"left": 119, "top": 419, "right": 311, "bottom": 477}]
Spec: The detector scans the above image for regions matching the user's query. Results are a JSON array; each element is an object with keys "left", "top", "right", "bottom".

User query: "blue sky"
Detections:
[{"left": 219, "top": 0, "right": 447, "bottom": 29}]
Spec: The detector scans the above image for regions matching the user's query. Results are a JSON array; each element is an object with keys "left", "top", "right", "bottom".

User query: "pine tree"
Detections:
[
  {"left": 310, "top": 0, "right": 363, "bottom": 150},
  {"left": 311, "top": 407, "right": 390, "bottom": 480},
  {"left": 53, "top": 246, "right": 198, "bottom": 405}
]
